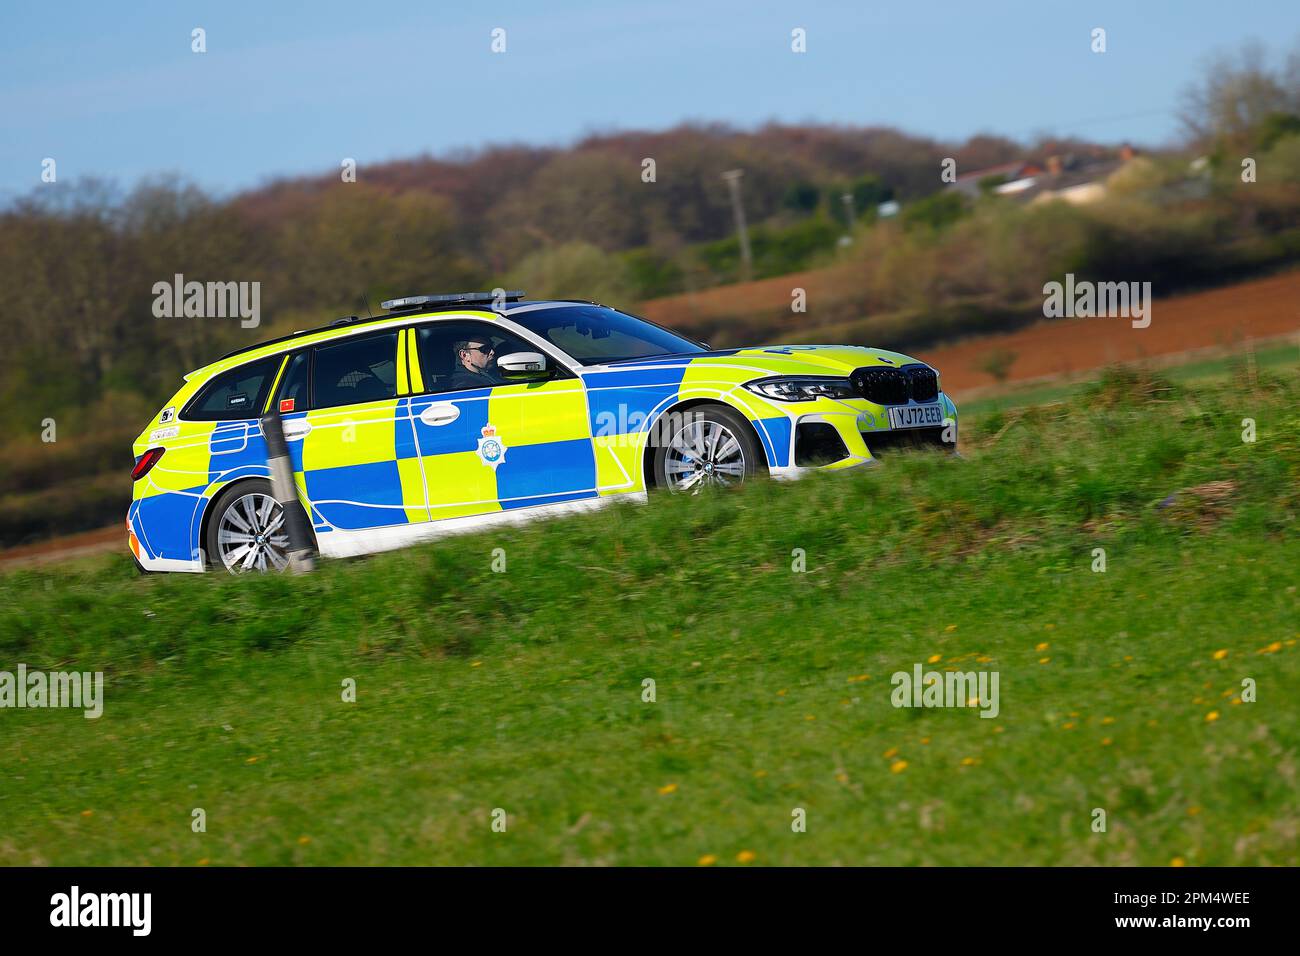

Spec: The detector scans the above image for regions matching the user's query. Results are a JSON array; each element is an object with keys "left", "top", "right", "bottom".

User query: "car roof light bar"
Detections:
[{"left": 381, "top": 291, "right": 526, "bottom": 311}]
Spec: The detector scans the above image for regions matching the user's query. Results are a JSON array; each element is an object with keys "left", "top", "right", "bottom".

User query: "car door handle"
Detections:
[
  {"left": 419, "top": 403, "right": 461, "bottom": 426},
  {"left": 283, "top": 419, "right": 312, "bottom": 441}
]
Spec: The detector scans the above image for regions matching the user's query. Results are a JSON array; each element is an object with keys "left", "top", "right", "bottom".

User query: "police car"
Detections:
[{"left": 128, "top": 292, "right": 958, "bottom": 572}]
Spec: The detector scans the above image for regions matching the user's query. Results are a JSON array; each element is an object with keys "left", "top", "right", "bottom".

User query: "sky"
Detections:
[{"left": 1, "top": 0, "right": 1296, "bottom": 202}]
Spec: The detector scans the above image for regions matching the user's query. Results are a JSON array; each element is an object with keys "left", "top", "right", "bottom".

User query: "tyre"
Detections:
[
  {"left": 652, "top": 404, "right": 765, "bottom": 493},
  {"left": 204, "top": 479, "right": 292, "bottom": 573}
]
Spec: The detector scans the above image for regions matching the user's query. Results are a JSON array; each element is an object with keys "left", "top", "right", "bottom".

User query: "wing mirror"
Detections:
[{"left": 497, "top": 351, "right": 549, "bottom": 380}]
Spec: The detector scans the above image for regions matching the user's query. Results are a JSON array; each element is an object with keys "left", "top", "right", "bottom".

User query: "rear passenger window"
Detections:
[
  {"left": 311, "top": 331, "right": 398, "bottom": 409},
  {"left": 185, "top": 356, "right": 281, "bottom": 421},
  {"left": 274, "top": 351, "right": 311, "bottom": 413}
]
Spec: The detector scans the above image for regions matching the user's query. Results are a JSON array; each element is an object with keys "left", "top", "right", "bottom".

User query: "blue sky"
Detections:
[{"left": 1, "top": 0, "right": 1295, "bottom": 201}]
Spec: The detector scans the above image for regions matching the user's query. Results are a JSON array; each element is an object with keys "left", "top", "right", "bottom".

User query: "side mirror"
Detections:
[{"left": 497, "top": 351, "right": 549, "bottom": 380}]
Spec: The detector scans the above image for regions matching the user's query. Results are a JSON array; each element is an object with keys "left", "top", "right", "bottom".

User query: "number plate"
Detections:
[{"left": 887, "top": 403, "right": 944, "bottom": 429}]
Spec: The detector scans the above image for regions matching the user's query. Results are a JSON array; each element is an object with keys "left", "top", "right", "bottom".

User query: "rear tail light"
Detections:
[{"left": 132, "top": 447, "right": 165, "bottom": 481}]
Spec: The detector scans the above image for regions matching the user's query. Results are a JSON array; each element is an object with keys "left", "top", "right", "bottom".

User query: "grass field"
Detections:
[
  {"left": 958, "top": 339, "right": 1300, "bottom": 417},
  {"left": 1, "top": 368, "right": 1296, "bottom": 866}
]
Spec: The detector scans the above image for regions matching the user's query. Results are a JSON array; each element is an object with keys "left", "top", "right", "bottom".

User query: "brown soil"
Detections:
[{"left": 913, "top": 270, "right": 1300, "bottom": 396}]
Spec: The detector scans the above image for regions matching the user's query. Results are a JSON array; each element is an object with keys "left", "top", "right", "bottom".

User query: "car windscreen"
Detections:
[{"left": 507, "top": 305, "right": 704, "bottom": 365}]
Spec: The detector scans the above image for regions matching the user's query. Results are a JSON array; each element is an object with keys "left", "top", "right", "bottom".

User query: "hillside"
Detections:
[{"left": 2, "top": 370, "right": 1296, "bottom": 865}]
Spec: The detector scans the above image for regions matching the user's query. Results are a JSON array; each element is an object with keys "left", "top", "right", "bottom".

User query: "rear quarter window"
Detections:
[{"left": 183, "top": 355, "right": 282, "bottom": 421}]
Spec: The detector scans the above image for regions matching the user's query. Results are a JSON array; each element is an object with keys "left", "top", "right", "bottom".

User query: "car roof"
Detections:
[{"left": 210, "top": 299, "right": 599, "bottom": 367}]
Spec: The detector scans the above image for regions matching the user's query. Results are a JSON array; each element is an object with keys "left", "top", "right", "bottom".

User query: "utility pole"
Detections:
[
  {"left": 840, "top": 191, "right": 856, "bottom": 246},
  {"left": 721, "top": 169, "right": 753, "bottom": 282}
]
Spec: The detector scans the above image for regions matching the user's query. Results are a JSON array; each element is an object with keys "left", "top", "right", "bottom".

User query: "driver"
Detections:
[{"left": 448, "top": 337, "right": 504, "bottom": 389}]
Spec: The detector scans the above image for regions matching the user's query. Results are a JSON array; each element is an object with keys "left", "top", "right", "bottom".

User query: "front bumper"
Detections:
[{"left": 781, "top": 392, "right": 959, "bottom": 472}]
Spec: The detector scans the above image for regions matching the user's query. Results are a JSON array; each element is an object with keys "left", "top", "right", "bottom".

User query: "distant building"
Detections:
[
  {"left": 949, "top": 161, "right": 1042, "bottom": 199},
  {"left": 948, "top": 146, "right": 1138, "bottom": 207}
]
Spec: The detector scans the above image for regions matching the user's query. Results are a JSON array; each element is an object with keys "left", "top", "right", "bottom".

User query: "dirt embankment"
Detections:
[{"left": 642, "top": 268, "right": 1300, "bottom": 395}]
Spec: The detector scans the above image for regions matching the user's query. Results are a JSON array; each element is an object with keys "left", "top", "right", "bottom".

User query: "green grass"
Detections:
[
  {"left": 959, "top": 340, "right": 1300, "bottom": 417},
  {"left": 1, "top": 370, "right": 1297, "bottom": 866}
]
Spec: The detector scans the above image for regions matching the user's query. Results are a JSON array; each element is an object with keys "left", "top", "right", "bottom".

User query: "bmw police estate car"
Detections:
[{"left": 128, "top": 292, "right": 957, "bottom": 572}]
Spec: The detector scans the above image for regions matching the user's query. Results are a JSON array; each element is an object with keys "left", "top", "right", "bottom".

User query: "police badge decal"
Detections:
[{"left": 476, "top": 424, "right": 507, "bottom": 469}]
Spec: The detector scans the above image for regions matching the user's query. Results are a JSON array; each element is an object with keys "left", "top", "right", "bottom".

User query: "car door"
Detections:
[
  {"left": 407, "top": 319, "right": 597, "bottom": 520},
  {"left": 280, "top": 328, "right": 430, "bottom": 533}
]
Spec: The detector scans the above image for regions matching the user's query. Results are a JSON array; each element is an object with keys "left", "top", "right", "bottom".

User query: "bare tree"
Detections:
[{"left": 1179, "top": 40, "right": 1300, "bottom": 152}]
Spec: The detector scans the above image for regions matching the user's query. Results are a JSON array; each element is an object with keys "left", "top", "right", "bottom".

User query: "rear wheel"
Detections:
[
  {"left": 204, "top": 479, "right": 292, "bottom": 573},
  {"left": 653, "top": 405, "right": 764, "bottom": 493}
]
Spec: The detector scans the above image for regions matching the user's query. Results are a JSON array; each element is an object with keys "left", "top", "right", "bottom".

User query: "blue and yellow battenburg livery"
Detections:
[{"left": 128, "top": 297, "right": 958, "bottom": 572}]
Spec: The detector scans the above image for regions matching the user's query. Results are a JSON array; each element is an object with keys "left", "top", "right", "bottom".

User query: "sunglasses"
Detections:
[{"left": 463, "top": 344, "right": 495, "bottom": 355}]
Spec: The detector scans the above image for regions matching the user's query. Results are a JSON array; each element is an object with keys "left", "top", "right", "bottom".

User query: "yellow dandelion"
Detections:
[
  {"left": 1038, "top": 657, "right": 1051, "bottom": 665},
  {"left": 658, "top": 783, "right": 678, "bottom": 795},
  {"left": 1101, "top": 716, "right": 1115, "bottom": 725},
  {"left": 1231, "top": 698, "right": 1243, "bottom": 706},
  {"left": 835, "top": 772, "right": 849, "bottom": 783},
  {"left": 961, "top": 756, "right": 979, "bottom": 766},
  {"left": 928, "top": 654, "right": 942, "bottom": 663},
  {"left": 1062, "top": 722, "right": 1075, "bottom": 730},
  {"left": 80, "top": 809, "right": 93, "bottom": 818},
  {"left": 1170, "top": 857, "right": 1186, "bottom": 867},
  {"left": 777, "top": 689, "right": 787, "bottom": 697},
  {"left": 805, "top": 714, "right": 816, "bottom": 721},
  {"left": 1266, "top": 641, "right": 1282, "bottom": 653},
  {"left": 967, "top": 697, "right": 981, "bottom": 707},
  {"left": 1123, "top": 655, "right": 1134, "bottom": 662},
  {"left": 848, "top": 674, "right": 870, "bottom": 682},
  {"left": 297, "top": 835, "right": 311, "bottom": 845},
  {"left": 883, "top": 747, "right": 899, "bottom": 759},
  {"left": 920, "top": 737, "right": 931, "bottom": 745},
  {"left": 890, "top": 760, "right": 909, "bottom": 774},
  {"left": 197, "top": 858, "right": 210, "bottom": 866},
  {"left": 944, "top": 624, "right": 958, "bottom": 632},
  {"left": 1187, "top": 806, "right": 1201, "bottom": 817},
  {"left": 470, "top": 661, "right": 482, "bottom": 667},
  {"left": 246, "top": 756, "right": 259, "bottom": 764},
  {"left": 1101, "top": 737, "right": 1113, "bottom": 746},
  {"left": 697, "top": 854, "right": 717, "bottom": 867},
  {"left": 736, "top": 850, "right": 756, "bottom": 864},
  {"left": 1205, "top": 711, "right": 1220, "bottom": 723}
]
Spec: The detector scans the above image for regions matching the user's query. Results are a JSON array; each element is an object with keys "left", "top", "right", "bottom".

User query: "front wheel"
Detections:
[
  {"left": 652, "top": 405, "right": 765, "bottom": 493},
  {"left": 204, "top": 479, "right": 292, "bottom": 573}
]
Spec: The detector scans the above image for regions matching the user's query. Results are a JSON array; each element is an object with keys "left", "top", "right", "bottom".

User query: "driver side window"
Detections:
[{"left": 415, "top": 321, "right": 533, "bottom": 395}]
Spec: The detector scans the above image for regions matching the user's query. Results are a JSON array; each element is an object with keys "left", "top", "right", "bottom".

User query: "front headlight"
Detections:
[{"left": 743, "top": 376, "right": 856, "bottom": 402}]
